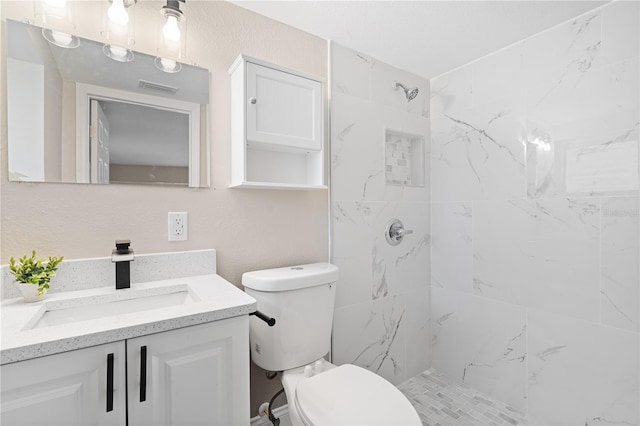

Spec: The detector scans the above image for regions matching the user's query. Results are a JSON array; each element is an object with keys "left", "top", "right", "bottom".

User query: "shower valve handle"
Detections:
[{"left": 385, "top": 218, "right": 413, "bottom": 246}]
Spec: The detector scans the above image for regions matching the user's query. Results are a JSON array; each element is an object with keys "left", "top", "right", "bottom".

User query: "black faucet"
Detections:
[{"left": 112, "top": 240, "right": 134, "bottom": 289}]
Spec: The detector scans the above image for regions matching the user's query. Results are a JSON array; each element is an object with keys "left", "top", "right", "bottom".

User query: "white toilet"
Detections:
[{"left": 243, "top": 263, "right": 421, "bottom": 426}]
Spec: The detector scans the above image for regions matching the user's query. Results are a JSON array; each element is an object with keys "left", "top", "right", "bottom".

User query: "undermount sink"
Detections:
[{"left": 26, "top": 284, "right": 199, "bottom": 330}]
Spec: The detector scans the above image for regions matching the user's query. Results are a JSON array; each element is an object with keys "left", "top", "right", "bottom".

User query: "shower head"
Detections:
[{"left": 393, "top": 81, "right": 419, "bottom": 101}]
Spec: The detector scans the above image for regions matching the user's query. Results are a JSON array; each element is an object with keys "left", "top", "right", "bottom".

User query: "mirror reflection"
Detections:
[{"left": 6, "top": 19, "right": 210, "bottom": 187}]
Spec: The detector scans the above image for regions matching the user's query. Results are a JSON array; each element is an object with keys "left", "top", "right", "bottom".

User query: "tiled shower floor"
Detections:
[{"left": 398, "top": 369, "right": 527, "bottom": 426}]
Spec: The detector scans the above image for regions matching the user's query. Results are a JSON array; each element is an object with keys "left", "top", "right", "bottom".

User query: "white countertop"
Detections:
[{"left": 0, "top": 274, "right": 256, "bottom": 364}]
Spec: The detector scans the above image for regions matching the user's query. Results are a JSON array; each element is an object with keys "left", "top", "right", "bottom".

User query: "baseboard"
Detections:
[{"left": 250, "top": 404, "right": 289, "bottom": 426}]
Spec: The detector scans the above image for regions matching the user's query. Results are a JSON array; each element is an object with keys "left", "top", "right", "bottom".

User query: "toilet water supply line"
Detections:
[{"left": 267, "top": 388, "right": 285, "bottom": 426}]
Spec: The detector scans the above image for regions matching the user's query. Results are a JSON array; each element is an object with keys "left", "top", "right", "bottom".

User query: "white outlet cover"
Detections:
[{"left": 168, "top": 212, "right": 188, "bottom": 241}]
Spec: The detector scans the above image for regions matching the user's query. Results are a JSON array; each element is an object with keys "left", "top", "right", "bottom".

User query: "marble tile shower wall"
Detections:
[
  {"left": 330, "top": 42, "right": 431, "bottom": 385},
  {"left": 430, "top": 2, "right": 639, "bottom": 425}
]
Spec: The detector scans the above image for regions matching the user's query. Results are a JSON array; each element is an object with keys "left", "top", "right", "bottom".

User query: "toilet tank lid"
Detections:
[{"left": 242, "top": 263, "right": 338, "bottom": 292}]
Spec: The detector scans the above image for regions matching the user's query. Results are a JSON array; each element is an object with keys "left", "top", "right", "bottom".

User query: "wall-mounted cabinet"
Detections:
[{"left": 229, "top": 55, "right": 326, "bottom": 190}]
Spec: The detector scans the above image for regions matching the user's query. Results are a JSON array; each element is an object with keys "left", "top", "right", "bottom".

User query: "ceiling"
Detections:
[{"left": 229, "top": 0, "right": 608, "bottom": 78}]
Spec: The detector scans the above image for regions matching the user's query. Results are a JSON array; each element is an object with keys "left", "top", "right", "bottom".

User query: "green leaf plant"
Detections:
[{"left": 8, "top": 250, "right": 64, "bottom": 296}]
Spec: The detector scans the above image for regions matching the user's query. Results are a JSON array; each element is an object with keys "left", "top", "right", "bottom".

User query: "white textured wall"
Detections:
[
  {"left": 430, "top": 2, "right": 639, "bottom": 424},
  {"left": 330, "top": 42, "right": 431, "bottom": 385},
  {"left": 1, "top": 0, "right": 328, "bottom": 414}
]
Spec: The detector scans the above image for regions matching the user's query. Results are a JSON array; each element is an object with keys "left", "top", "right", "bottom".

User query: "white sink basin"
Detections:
[{"left": 27, "top": 284, "right": 199, "bottom": 329}]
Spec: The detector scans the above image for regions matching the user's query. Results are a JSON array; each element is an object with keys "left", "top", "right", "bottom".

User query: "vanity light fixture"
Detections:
[
  {"left": 103, "top": 0, "right": 136, "bottom": 63},
  {"left": 40, "top": 0, "right": 80, "bottom": 48},
  {"left": 155, "top": 0, "right": 186, "bottom": 73}
]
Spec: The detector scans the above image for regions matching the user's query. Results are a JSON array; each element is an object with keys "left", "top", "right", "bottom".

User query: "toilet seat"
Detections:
[{"left": 293, "top": 364, "right": 421, "bottom": 426}]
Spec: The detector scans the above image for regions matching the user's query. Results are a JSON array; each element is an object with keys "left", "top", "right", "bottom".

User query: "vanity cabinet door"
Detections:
[
  {"left": 0, "top": 342, "right": 126, "bottom": 426},
  {"left": 126, "top": 316, "right": 250, "bottom": 426}
]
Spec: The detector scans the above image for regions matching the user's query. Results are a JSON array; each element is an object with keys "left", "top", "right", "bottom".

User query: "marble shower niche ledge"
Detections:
[{"left": 385, "top": 129, "right": 425, "bottom": 187}]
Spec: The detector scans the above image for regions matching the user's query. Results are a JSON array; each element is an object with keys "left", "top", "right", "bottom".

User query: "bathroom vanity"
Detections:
[{"left": 0, "top": 252, "right": 256, "bottom": 426}]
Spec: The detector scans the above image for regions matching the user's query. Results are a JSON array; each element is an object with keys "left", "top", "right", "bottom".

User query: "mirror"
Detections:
[{"left": 6, "top": 19, "right": 210, "bottom": 187}]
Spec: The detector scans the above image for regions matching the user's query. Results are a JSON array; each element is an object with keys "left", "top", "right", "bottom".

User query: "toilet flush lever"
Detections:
[
  {"left": 385, "top": 218, "right": 413, "bottom": 246},
  {"left": 251, "top": 310, "right": 276, "bottom": 327}
]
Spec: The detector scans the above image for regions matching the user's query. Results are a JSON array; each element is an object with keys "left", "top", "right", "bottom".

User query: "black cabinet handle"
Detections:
[
  {"left": 140, "top": 346, "right": 147, "bottom": 402},
  {"left": 106, "top": 353, "right": 114, "bottom": 412}
]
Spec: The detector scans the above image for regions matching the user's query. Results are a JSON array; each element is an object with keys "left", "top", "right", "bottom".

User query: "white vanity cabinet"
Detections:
[
  {"left": 127, "top": 316, "right": 249, "bottom": 426},
  {"left": 0, "top": 341, "right": 126, "bottom": 426},
  {"left": 0, "top": 316, "right": 249, "bottom": 426},
  {"left": 229, "top": 55, "right": 326, "bottom": 190}
]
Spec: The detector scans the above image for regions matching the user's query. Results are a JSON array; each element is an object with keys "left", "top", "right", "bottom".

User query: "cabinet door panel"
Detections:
[
  {"left": 246, "top": 62, "right": 322, "bottom": 151},
  {"left": 0, "top": 342, "right": 126, "bottom": 426},
  {"left": 128, "top": 316, "right": 249, "bottom": 426}
]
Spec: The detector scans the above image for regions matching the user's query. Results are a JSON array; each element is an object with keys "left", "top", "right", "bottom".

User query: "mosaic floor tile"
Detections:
[{"left": 398, "top": 369, "right": 527, "bottom": 426}]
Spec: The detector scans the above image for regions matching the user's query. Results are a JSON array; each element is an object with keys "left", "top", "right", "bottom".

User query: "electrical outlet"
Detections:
[{"left": 168, "top": 212, "right": 188, "bottom": 241}]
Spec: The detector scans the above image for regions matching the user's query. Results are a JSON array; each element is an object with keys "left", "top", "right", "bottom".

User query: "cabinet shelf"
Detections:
[{"left": 229, "top": 181, "right": 328, "bottom": 190}]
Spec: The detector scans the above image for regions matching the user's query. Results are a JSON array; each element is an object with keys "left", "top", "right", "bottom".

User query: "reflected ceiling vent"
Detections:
[{"left": 138, "top": 80, "right": 179, "bottom": 94}]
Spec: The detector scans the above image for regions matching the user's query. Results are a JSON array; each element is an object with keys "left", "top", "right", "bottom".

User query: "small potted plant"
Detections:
[{"left": 8, "top": 250, "right": 64, "bottom": 302}]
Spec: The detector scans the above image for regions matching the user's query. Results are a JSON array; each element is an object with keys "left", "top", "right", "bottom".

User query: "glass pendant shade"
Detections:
[
  {"left": 157, "top": 4, "right": 186, "bottom": 60},
  {"left": 155, "top": 1, "right": 186, "bottom": 73},
  {"left": 37, "top": 0, "right": 79, "bottom": 48},
  {"left": 103, "top": 0, "right": 135, "bottom": 62}
]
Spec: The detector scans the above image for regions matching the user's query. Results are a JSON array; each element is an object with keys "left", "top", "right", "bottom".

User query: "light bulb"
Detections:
[
  {"left": 51, "top": 30, "right": 73, "bottom": 46},
  {"left": 162, "top": 15, "right": 181, "bottom": 42},
  {"left": 43, "top": 0, "right": 68, "bottom": 19},
  {"left": 108, "top": 0, "right": 129, "bottom": 26}
]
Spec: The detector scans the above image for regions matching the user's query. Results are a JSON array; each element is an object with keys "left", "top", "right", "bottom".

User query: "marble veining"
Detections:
[
  {"left": 431, "top": 98, "right": 526, "bottom": 202},
  {"left": 395, "top": 234, "right": 430, "bottom": 267},
  {"left": 353, "top": 305, "right": 405, "bottom": 376},
  {"left": 431, "top": 202, "right": 473, "bottom": 293},
  {"left": 473, "top": 198, "right": 600, "bottom": 322},
  {"left": 525, "top": 54, "right": 639, "bottom": 199},
  {"left": 444, "top": 113, "right": 523, "bottom": 175},
  {"left": 331, "top": 40, "right": 430, "bottom": 389},
  {"left": 528, "top": 309, "right": 639, "bottom": 426},
  {"left": 333, "top": 295, "right": 407, "bottom": 384},
  {"left": 524, "top": 11, "right": 602, "bottom": 100},
  {"left": 428, "top": 2, "right": 639, "bottom": 425},
  {"left": 462, "top": 324, "right": 527, "bottom": 383},
  {"left": 431, "top": 287, "right": 527, "bottom": 411},
  {"left": 371, "top": 245, "right": 389, "bottom": 299},
  {"left": 600, "top": 197, "right": 639, "bottom": 332}
]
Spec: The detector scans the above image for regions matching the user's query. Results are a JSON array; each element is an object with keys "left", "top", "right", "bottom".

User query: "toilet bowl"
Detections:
[
  {"left": 242, "top": 263, "right": 421, "bottom": 426},
  {"left": 282, "top": 358, "right": 421, "bottom": 426}
]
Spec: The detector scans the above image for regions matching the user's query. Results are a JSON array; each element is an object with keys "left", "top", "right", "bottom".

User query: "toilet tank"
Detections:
[{"left": 242, "top": 263, "right": 338, "bottom": 372}]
